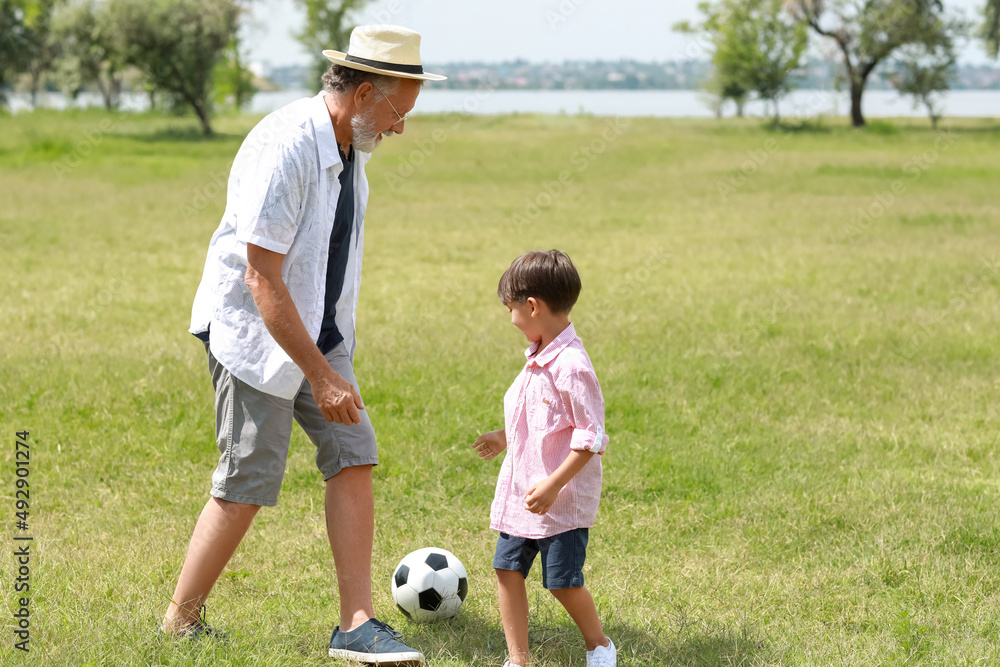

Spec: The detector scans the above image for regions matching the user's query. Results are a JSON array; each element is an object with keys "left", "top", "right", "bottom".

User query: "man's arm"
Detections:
[{"left": 244, "top": 242, "right": 364, "bottom": 424}]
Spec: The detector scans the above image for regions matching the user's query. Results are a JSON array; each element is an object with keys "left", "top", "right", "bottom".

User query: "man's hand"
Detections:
[
  {"left": 245, "top": 243, "right": 367, "bottom": 425},
  {"left": 310, "top": 368, "right": 365, "bottom": 425},
  {"left": 523, "top": 477, "right": 560, "bottom": 515},
  {"left": 473, "top": 429, "right": 507, "bottom": 460}
]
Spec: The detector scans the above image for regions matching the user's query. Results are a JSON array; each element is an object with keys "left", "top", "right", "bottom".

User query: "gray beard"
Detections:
[{"left": 351, "top": 107, "right": 382, "bottom": 153}]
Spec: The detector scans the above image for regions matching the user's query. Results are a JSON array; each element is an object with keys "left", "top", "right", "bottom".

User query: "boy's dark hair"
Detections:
[{"left": 497, "top": 249, "right": 582, "bottom": 314}]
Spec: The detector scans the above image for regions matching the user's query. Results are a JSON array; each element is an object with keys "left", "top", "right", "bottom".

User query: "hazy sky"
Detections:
[{"left": 244, "top": 0, "right": 993, "bottom": 67}]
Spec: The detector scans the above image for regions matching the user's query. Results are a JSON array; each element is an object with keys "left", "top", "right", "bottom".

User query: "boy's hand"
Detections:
[
  {"left": 524, "top": 478, "right": 560, "bottom": 515},
  {"left": 473, "top": 429, "right": 507, "bottom": 460}
]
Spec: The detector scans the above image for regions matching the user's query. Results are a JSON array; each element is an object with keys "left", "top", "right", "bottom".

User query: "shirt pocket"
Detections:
[{"left": 525, "top": 382, "right": 566, "bottom": 434}]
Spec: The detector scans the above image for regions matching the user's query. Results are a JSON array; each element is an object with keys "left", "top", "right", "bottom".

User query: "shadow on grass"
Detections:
[
  {"left": 400, "top": 606, "right": 771, "bottom": 666},
  {"left": 760, "top": 118, "right": 1000, "bottom": 136},
  {"left": 605, "top": 618, "right": 769, "bottom": 667},
  {"left": 763, "top": 119, "right": 833, "bottom": 134},
  {"left": 121, "top": 126, "right": 244, "bottom": 143}
]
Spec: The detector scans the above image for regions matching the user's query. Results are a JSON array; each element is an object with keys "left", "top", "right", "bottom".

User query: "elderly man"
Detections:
[{"left": 162, "top": 25, "right": 445, "bottom": 664}]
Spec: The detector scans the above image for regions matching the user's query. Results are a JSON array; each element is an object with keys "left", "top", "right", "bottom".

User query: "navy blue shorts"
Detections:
[{"left": 493, "top": 528, "right": 589, "bottom": 590}]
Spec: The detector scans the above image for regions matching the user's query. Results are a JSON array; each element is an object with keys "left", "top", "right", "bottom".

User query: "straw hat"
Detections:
[{"left": 322, "top": 25, "right": 446, "bottom": 82}]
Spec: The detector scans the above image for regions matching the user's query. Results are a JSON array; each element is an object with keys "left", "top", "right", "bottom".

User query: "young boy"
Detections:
[{"left": 474, "top": 250, "right": 615, "bottom": 667}]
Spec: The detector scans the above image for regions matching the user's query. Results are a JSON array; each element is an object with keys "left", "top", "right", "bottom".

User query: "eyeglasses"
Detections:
[{"left": 372, "top": 83, "right": 411, "bottom": 127}]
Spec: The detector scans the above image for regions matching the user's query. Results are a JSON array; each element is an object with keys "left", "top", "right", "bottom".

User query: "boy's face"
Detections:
[{"left": 506, "top": 299, "right": 543, "bottom": 345}]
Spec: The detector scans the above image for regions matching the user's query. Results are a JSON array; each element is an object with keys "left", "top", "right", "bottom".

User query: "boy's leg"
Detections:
[
  {"left": 493, "top": 533, "right": 539, "bottom": 666},
  {"left": 162, "top": 498, "right": 260, "bottom": 632},
  {"left": 549, "top": 586, "right": 608, "bottom": 651},
  {"left": 539, "top": 528, "right": 610, "bottom": 651},
  {"left": 324, "top": 464, "right": 376, "bottom": 630},
  {"left": 496, "top": 568, "right": 531, "bottom": 666}
]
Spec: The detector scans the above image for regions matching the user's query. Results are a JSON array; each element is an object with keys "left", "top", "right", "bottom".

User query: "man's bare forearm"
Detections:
[{"left": 244, "top": 245, "right": 331, "bottom": 384}]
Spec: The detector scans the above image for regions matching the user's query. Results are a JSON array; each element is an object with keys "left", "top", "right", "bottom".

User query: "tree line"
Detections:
[
  {"left": 676, "top": 0, "right": 999, "bottom": 126},
  {"left": 1, "top": 1, "right": 997, "bottom": 131},
  {"left": 0, "top": 0, "right": 368, "bottom": 134}
]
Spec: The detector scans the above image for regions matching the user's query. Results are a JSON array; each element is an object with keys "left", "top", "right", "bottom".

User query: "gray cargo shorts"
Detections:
[{"left": 205, "top": 341, "right": 378, "bottom": 507}]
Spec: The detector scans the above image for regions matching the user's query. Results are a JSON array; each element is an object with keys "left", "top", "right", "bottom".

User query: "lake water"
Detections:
[
  {"left": 8, "top": 88, "right": 999, "bottom": 119},
  {"left": 268, "top": 89, "right": 1000, "bottom": 119}
]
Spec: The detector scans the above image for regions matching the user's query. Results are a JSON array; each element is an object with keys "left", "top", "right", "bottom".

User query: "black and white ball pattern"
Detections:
[{"left": 391, "top": 547, "right": 468, "bottom": 622}]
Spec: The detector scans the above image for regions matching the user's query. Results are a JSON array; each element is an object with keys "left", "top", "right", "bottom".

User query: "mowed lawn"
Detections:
[{"left": 1, "top": 106, "right": 999, "bottom": 666}]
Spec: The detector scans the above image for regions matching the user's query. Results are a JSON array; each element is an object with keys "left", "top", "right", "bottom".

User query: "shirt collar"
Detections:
[
  {"left": 311, "top": 92, "right": 341, "bottom": 171},
  {"left": 524, "top": 323, "right": 577, "bottom": 368}
]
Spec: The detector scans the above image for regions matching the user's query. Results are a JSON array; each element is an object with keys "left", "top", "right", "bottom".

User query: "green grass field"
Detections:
[{"left": 1, "top": 106, "right": 999, "bottom": 666}]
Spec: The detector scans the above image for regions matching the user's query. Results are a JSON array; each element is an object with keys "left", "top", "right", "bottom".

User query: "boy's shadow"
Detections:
[
  {"left": 605, "top": 619, "right": 768, "bottom": 666},
  {"left": 404, "top": 612, "right": 768, "bottom": 666}
]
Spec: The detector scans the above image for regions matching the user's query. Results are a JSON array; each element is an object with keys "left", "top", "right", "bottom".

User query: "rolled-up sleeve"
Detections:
[
  {"left": 559, "top": 370, "right": 609, "bottom": 454},
  {"left": 235, "top": 139, "right": 307, "bottom": 254}
]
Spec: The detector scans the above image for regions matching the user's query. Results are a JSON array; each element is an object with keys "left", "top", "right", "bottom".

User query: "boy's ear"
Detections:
[{"left": 526, "top": 297, "right": 546, "bottom": 318}]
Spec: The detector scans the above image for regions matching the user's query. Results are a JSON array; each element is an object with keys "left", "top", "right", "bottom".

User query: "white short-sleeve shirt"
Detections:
[{"left": 189, "top": 93, "right": 372, "bottom": 399}]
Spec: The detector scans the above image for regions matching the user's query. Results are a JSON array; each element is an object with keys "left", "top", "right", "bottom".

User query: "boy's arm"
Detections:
[
  {"left": 524, "top": 367, "right": 608, "bottom": 514},
  {"left": 523, "top": 449, "right": 595, "bottom": 515},
  {"left": 473, "top": 428, "right": 507, "bottom": 460}
]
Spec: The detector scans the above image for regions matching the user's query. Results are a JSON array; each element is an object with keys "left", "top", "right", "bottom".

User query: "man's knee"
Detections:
[
  {"left": 326, "top": 464, "right": 374, "bottom": 482},
  {"left": 212, "top": 497, "right": 262, "bottom": 519}
]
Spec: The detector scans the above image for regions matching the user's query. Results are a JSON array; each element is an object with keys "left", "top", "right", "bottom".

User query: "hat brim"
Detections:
[{"left": 322, "top": 50, "right": 447, "bottom": 81}]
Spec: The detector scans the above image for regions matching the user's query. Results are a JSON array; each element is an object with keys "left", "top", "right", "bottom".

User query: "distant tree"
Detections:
[
  {"left": 51, "top": 0, "right": 125, "bottom": 110},
  {"left": 890, "top": 41, "right": 956, "bottom": 128},
  {"left": 213, "top": 33, "right": 257, "bottom": 111},
  {"left": 785, "top": 0, "right": 957, "bottom": 127},
  {"left": 17, "top": 0, "right": 60, "bottom": 108},
  {"left": 0, "top": 1, "right": 29, "bottom": 107},
  {"left": 698, "top": 75, "right": 750, "bottom": 117},
  {"left": 676, "top": 0, "right": 808, "bottom": 123},
  {"left": 108, "top": 0, "right": 240, "bottom": 134},
  {"left": 984, "top": 0, "right": 999, "bottom": 58},
  {"left": 676, "top": 5, "right": 748, "bottom": 117},
  {"left": 292, "top": 0, "right": 371, "bottom": 85}
]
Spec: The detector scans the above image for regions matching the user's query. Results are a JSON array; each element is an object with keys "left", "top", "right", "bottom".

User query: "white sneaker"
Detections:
[{"left": 586, "top": 637, "right": 616, "bottom": 666}]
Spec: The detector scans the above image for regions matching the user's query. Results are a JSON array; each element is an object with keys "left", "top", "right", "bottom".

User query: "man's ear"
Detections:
[{"left": 353, "top": 81, "right": 375, "bottom": 107}]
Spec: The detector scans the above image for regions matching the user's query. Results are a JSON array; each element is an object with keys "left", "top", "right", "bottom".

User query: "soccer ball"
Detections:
[{"left": 391, "top": 547, "right": 468, "bottom": 622}]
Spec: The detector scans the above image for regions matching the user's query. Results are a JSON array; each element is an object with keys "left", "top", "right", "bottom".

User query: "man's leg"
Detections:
[
  {"left": 324, "top": 464, "right": 376, "bottom": 631},
  {"left": 163, "top": 344, "right": 292, "bottom": 633},
  {"left": 299, "top": 345, "right": 423, "bottom": 662},
  {"left": 162, "top": 498, "right": 260, "bottom": 632}
]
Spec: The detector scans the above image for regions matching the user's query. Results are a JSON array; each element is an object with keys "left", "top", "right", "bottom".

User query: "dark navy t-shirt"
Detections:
[{"left": 316, "top": 146, "right": 355, "bottom": 354}]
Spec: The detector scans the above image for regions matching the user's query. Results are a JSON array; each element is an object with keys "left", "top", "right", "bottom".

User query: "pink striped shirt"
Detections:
[{"left": 490, "top": 323, "right": 609, "bottom": 539}]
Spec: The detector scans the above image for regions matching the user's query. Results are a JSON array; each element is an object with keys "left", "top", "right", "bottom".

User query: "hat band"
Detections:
[{"left": 345, "top": 54, "right": 424, "bottom": 75}]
